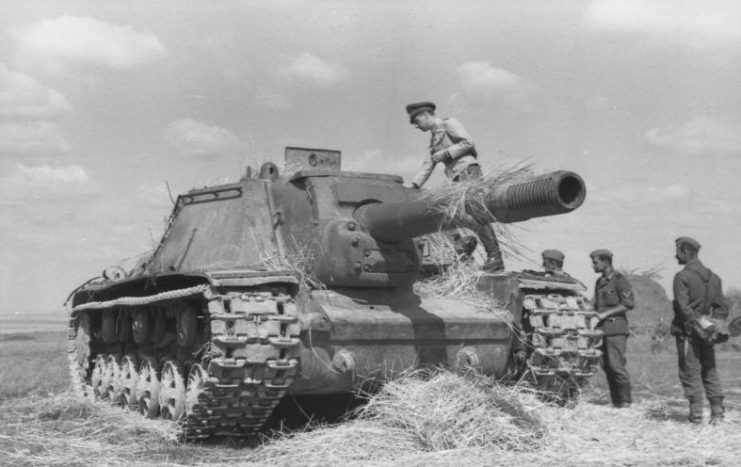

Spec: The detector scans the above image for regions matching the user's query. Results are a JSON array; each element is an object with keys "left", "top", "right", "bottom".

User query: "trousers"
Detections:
[
  {"left": 675, "top": 334, "right": 724, "bottom": 403},
  {"left": 601, "top": 334, "right": 632, "bottom": 404},
  {"left": 450, "top": 164, "right": 503, "bottom": 270}
]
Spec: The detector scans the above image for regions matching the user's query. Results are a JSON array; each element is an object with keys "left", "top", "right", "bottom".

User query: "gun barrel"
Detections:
[{"left": 354, "top": 170, "right": 585, "bottom": 243}]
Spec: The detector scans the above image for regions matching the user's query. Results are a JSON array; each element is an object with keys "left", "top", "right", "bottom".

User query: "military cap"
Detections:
[
  {"left": 541, "top": 249, "right": 565, "bottom": 262},
  {"left": 406, "top": 101, "right": 436, "bottom": 123},
  {"left": 589, "top": 249, "right": 613, "bottom": 260},
  {"left": 676, "top": 236, "right": 701, "bottom": 250}
]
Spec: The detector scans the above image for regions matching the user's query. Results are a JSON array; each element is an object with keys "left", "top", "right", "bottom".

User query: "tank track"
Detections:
[
  {"left": 519, "top": 292, "right": 603, "bottom": 401},
  {"left": 67, "top": 286, "right": 301, "bottom": 440}
]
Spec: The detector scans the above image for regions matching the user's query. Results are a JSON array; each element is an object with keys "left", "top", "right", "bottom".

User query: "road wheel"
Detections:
[
  {"left": 159, "top": 360, "right": 186, "bottom": 421},
  {"left": 183, "top": 363, "right": 211, "bottom": 439},
  {"left": 136, "top": 356, "right": 161, "bottom": 418},
  {"left": 105, "top": 354, "right": 122, "bottom": 404},
  {"left": 118, "top": 354, "right": 139, "bottom": 409},
  {"left": 91, "top": 354, "right": 107, "bottom": 400}
]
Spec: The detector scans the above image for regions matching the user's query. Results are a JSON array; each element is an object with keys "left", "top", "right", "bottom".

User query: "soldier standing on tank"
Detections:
[
  {"left": 590, "top": 249, "right": 634, "bottom": 408},
  {"left": 402, "top": 101, "right": 504, "bottom": 272},
  {"left": 671, "top": 236, "right": 725, "bottom": 424}
]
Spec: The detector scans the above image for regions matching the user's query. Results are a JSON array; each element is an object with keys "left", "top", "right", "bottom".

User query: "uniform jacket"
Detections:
[
  {"left": 412, "top": 117, "right": 478, "bottom": 188},
  {"left": 593, "top": 271, "right": 635, "bottom": 336},
  {"left": 671, "top": 258, "right": 712, "bottom": 336}
]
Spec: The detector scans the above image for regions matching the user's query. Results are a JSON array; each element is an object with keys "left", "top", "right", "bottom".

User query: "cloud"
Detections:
[
  {"left": 10, "top": 163, "right": 88, "bottom": 183},
  {"left": 165, "top": 118, "right": 240, "bottom": 157},
  {"left": 10, "top": 15, "right": 167, "bottom": 72},
  {"left": 585, "top": 0, "right": 741, "bottom": 50},
  {"left": 645, "top": 116, "right": 741, "bottom": 155},
  {"left": 0, "top": 121, "right": 70, "bottom": 155},
  {"left": 456, "top": 62, "right": 530, "bottom": 99},
  {"left": 0, "top": 64, "right": 72, "bottom": 118},
  {"left": 283, "top": 53, "right": 349, "bottom": 87},
  {"left": 0, "top": 163, "right": 98, "bottom": 203}
]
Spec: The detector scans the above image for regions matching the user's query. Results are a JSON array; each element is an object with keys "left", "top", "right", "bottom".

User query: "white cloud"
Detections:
[
  {"left": 585, "top": 0, "right": 741, "bottom": 50},
  {"left": 13, "top": 163, "right": 88, "bottom": 183},
  {"left": 0, "top": 163, "right": 98, "bottom": 202},
  {"left": 0, "top": 64, "right": 72, "bottom": 118},
  {"left": 0, "top": 121, "right": 70, "bottom": 155},
  {"left": 165, "top": 118, "right": 240, "bottom": 157},
  {"left": 10, "top": 15, "right": 167, "bottom": 72},
  {"left": 284, "top": 53, "right": 349, "bottom": 87},
  {"left": 456, "top": 62, "right": 530, "bottom": 99},
  {"left": 645, "top": 116, "right": 741, "bottom": 155}
]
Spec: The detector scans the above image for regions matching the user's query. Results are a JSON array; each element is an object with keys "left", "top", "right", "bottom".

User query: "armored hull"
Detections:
[{"left": 67, "top": 147, "right": 601, "bottom": 439}]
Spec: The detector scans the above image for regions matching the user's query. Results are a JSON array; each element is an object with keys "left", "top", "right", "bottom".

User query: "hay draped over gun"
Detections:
[
  {"left": 421, "top": 162, "right": 536, "bottom": 260},
  {"left": 413, "top": 163, "right": 536, "bottom": 302}
]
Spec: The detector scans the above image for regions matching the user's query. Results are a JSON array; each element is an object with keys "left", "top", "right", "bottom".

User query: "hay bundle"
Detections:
[
  {"left": 420, "top": 161, "right": 535, "bottom": 261},
  {"left": 358, "top": 370, "right": 546, "bottom": 452}
]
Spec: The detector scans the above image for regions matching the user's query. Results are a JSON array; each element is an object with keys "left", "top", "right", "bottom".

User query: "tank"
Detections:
[{"left": 66, "top": 147, "right": 601, "bottom": 439}]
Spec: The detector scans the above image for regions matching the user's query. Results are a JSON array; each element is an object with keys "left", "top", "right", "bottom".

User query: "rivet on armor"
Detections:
[
  {"left": 456, "top": 346, "right": 481, "bottom": 369},
  {"left": 332, "top": 349, "right": 356, "bottom": 373},
  {"left": 347, "top": 221, "right": 357, "bottom": 231},
  {"left": 351, "top": 237, "right": 360, "bottom": 246}
]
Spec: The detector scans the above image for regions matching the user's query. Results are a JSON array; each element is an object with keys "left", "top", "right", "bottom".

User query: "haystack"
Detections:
[{"left": 625, "top": 274, "right": 672, "bottom": 334}]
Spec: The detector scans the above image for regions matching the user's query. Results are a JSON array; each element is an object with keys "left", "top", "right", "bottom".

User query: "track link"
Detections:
[
  {"left": 67, "top": 286, "right": 301, "bottom": 440},
  {"left": 520, "top": 292, "right": 603, "bottom": 400},
  {"left": 183, "top": 290, "right": 300, "bottom": 438}
]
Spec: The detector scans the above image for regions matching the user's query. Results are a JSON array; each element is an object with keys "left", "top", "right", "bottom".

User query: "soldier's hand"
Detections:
[
  {"left": 402, "top": 181, "right": 418, "bottom": 189},
  {"left": 430, "top": 150, "right": 450, "bottom": 164}
]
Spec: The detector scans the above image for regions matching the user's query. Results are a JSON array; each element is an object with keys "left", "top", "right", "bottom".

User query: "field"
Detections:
[{"left": 1, "top": 330, "right": 741, "bottom": 467}]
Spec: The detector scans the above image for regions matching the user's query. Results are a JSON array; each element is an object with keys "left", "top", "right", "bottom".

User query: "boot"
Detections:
[
  {"left": 688, "top": 400, "right": 703, "bottom": 424},
  {"left": 476, "top": 226, "right": 505, "bottom": 273},
  {"left": 482, "top": 256, "right": 505, "bottom": 272},
  {"left": 709, "top": 397, "right": 725, "bottom": 425}
]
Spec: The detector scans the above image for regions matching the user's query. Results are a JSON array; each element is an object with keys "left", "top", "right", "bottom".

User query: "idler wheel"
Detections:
[
  {"left": 159, "top": 360, "right": 186, "bottom": 421},
  {"left": 68, "top": 312, "right": 92, "bottom": 398},
  {"left": 118, "top": 354, "right": 139, "bottom": 410},
  {"left": 136, "top": 356, "right": 161, "bottom": 418}
]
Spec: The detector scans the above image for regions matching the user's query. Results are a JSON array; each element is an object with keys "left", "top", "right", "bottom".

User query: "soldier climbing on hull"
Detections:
[{"left": 403, "top": 101, "right": 504, "bottom": 272}]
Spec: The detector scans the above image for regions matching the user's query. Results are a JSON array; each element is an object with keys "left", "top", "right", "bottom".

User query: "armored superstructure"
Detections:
[{"left": 67, "top": 147, "right": 600, "bottom": 438}]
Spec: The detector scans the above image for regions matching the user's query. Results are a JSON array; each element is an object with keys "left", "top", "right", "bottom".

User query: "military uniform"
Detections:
[
  {"left": 593, "top": 269, "right": 634, "bottom": 406},
  {"left": 671, "top": 238, "right": 725, "bottom": 423},
  {"left": 406, "top": 101, "right": 502, "bottom": 272},
  {"left": 411, "top": 117, "right": 479, "bottom": 188}
]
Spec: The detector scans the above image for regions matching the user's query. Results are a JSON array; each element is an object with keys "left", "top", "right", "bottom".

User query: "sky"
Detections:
[{"left": 1, "top": 0, "right": 740, "bottom": 315}]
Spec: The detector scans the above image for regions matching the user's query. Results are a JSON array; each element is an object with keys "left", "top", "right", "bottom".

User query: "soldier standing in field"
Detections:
[
  {"left": 403, "top": 101, "right": 504, "bottom": 272},
  {"left": 671, "top": 236, "right": 726, "bottom": 424},
  {"left": 590, "top": 249, "right": 634, "bottom": 408}
]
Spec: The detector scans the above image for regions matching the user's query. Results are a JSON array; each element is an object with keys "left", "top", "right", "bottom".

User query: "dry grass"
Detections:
[
  {"left": 421, "top": 161, "right": 536, "bottom": 262},
  {"left": 357, "top": 370, "right": 546, "bottom": 451},
  {"left": 255, "top": 235, "right": 325, "bottom": 290},
  {"left": 413, "top": 236, "right": 486, "bottom": 298},
  {"left": 3, "top": 365, "right": 741, "bottom": 466}
]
